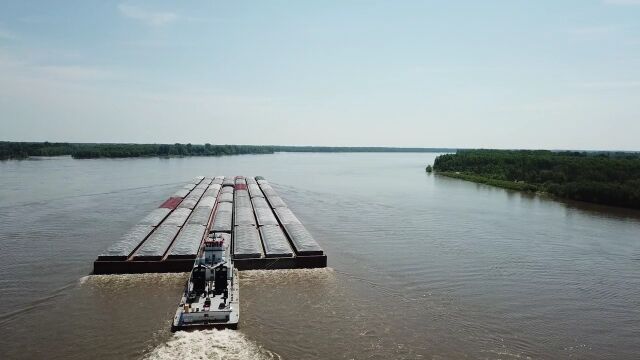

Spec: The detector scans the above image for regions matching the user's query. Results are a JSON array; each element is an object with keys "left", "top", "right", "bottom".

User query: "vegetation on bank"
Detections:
[
  {"left": 274, "top": 146, "right": 455, "bottom": 153},
  {"left": 0, "top": 142, "right": 274, "bottom": 159},
  {"left": 435, "top": 171, "right": 538, "bottom": 192},
  {"left": 0, "top": 141, "right": 454, "bottom": 160},
  {"left": 432, "top": 149, "right": 640, "bottom": 209}
]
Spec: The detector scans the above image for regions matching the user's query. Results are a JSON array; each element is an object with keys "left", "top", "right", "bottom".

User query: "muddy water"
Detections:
[{"left": 0, "top": 153, "right": 639, "bottom": 359}]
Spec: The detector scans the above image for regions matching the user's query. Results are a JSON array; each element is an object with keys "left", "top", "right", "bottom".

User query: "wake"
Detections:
[{"left": 144, "top": 329, "right": 281, "bottom": 360}]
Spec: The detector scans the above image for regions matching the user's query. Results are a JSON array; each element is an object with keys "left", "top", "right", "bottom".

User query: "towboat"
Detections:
[{"left": 171, "top": 233, "right": 239, "bottom": 331}]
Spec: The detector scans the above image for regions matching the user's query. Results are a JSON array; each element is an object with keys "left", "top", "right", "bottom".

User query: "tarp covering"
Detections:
[
  {"left": 193, "top": 176, "right": 205, "bottom": 183},
  {"left": 259, "top": 225, "right": 294, "bottom": 258},
  {"left": 274, "top": 207, "right": 301, "bottom": 225},
  {"left": 99, "top": 224, "right": 155, "bottom": 259},
  {"left": 235, "top": 190, "right": 249, "bottom": 198},
  {"left": 217, "top": 202, "right": 232, "bottom": 213},
  {"left": 218, "top": 192, "right": 233, "bottom": 203},
  {"left": 208, "top": 184, "right": 221, "bottom": 191},
  {"left": 183, "top": 195, "right": 202, "bottom": 205},
  {"left": 190, "top": 188, "right": 205, "bottom": 198},
  {"left": 282, "top": 223, "right": 323, "bottom": 255},
  {"left": 211, "top": 207, "right": 232, "bottom": 232},
  {"left": 203, "top": 188, "right": 219, "bottom": 198},
  {"left": 178, "top": 198, "right": 198, "bottom": 209},
  {"left": 163, "top": 208, "right": 192, "bottom": 226},
  {"left": 233, "top": 225, "right": 263, "bottom": 259},
  {"left": 248, "top": 184, "right": 264, "bottom": 198},
  {"left": 234, "top": 207, "right": 256, "bottom": 226},
  {"left": 197, "top": 196, "right": 217, "bottom": 208},
  {"left": 234, "top": 195, "right": 251, "bottom": 209},
  {"left": 267, "top": 196, "right": 287, "bottom": 208},
  {"left": 260, "top": 184, "right": 277, "bottom": 197},
  {"left": 195, "top": 183, "right": 208, "bottom": 190},
  {"left": 246, "top": 177, "right": 257, "bottom": 184},
  {"left": 257, "top": 179, "right": 268, "bottom": 185},
  {"left": 167, "top": 224, "right": 206, "bottom": 258},
  {"left": 211, "top": 178, "right": 223, "bottom": 185},
  {"left": 133, "top": 224, "right": 180, "bottom": 259},
  {"left": 221, "top": 186, "right": 234, "bottom": 194},
  {"left": 251, "top": 197, "right": 270, "bottom": 209},
  {"left": 223, "top": 178, "right": 235, "bottom": 186},
  {"left": 202, "top": 178, "right": 213, "bottom": 185},
  {"left": 235, "top": 178, "right": 246, "bottom": 185},
  {"left": 255, "top": 207, "right": 278, "bottom": 226},
  {"left": 160, "top": 197, "right": 183, "bottom": 209},
  {"left": 187, "top": 206, "right": 214, "bottom": 226},
  {"left": 138, "top": 208, "right": 172, "bottom": 226}
]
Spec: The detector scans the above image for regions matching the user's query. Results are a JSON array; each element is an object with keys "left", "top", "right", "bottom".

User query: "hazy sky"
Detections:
[{"left": 0, "top": 1, "right": 639, "bottom": 150}]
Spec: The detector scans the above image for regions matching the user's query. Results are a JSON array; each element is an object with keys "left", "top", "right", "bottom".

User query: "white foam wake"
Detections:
[
  {"left": 143, "top": 329, "right": 281, "bottom": 360},
  {"left": 81, "top": 273, "right": 188, "bottom": 289}
]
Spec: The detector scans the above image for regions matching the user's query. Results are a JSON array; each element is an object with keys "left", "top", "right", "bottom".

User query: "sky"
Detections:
[{"left": 0, "top": 1, "right": 639, "bottom": 150}]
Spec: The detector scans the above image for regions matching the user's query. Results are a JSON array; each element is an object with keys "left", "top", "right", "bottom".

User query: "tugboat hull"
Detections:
[
  {"left": 171, "top": 269, "right": 239, "bottom": 332},
  {"left": 171, "top": 232, "right": 239, "bottom": 332}
]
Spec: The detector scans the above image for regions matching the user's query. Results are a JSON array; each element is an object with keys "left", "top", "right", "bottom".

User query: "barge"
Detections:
[{"left": 93, "top": 176, "right": 326, "bottom": 274}]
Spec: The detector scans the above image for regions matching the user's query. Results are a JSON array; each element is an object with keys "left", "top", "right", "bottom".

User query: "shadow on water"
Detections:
[{"left": 433, "top": 173, "right": 640, "bottom": 221}]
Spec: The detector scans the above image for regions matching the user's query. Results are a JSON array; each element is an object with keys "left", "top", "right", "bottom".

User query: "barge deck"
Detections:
[{"left": 93, "top": 176, "right": 326, "bottom": 274}]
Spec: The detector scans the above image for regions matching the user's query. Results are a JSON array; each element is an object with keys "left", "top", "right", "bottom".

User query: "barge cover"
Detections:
[{"left": 93, "top": 176, "right": 326, "bottom": 274}]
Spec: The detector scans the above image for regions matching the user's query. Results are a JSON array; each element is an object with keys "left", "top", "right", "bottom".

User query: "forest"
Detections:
[
  {"left": 274, "top": 146, "right": 455, "bottom": 153},
  {"left": 0, "top": 141, "right": 452, "bottom": 160},
  {"left": 0, "top": 142, "right": 275, "bottom": 159},
  {"left": 433, "top": 150, "right": 640, "bottom": 209}
]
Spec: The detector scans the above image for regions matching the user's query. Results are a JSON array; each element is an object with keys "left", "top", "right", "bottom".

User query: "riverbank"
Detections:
[
  {"left": 436, "top": 171, "right": 539, "bottom": 192},
  {"left": 0, "top": 141, "right": 455, "bottom": 160},
  {"left": 432, "top": 150, "right": 640, "bottom": 209}
]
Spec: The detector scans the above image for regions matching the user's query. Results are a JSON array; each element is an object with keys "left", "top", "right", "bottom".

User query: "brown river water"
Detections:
[{"left": 0, "top": 153, "right": 638, "bottom": 359}]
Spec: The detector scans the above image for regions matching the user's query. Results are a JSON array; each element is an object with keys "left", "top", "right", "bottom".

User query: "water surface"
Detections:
[{"left": 0, "top": 153, "right": 638, "bottom": 359}]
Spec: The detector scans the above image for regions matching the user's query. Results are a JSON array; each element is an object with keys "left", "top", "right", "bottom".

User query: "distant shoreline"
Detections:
[
  {"left": 432, "top": 150, "right": 640, "bottom": 210},
  {"left": 0, "top": 141, "right": 455, "bottom": 160}
]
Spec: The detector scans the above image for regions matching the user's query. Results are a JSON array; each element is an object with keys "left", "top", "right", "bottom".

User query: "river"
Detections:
[{"left": 0, "top": 153, "right": 638, "bottom": 359}]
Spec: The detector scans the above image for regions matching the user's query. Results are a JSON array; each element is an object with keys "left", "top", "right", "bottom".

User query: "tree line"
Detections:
[
  {"left": 0, "top": 142, "right": 276, "bottom": 159},
  {"left": 0, "top": 141, "right": 453, "bottom": 160},
  {"left": 433, "top": 149, "right": 640, "bottom": 209},
  {"left": 274, "top": 146, "right": 455, "bottom": 153}
]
